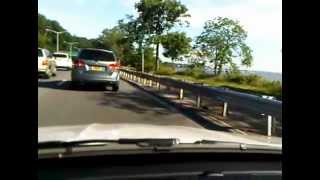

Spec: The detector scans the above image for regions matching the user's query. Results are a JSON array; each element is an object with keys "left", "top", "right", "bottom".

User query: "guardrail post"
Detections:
[
  {"left": 157, "top": 82, "right": 160, "bottom": 90},
  {"left": 196, "top": 94, "right": 201, "bottom": 108},
  {"left": 179, "top": 88, "right": 184, "bottom": 100},
  {"left": 272, "top": 117, "right": 276, "bottom": 135},
  {"left": 143, "top": 78, "right": 147, "bottom": 86},
  {"left": 267, "top": 115, "right": 272, "bottom": 137},
  {"left": 223, "top": 102, "right": 228, "bottom": 117},
  {"left": 149, "top": 79, "right": 153, "bottom": 87}
]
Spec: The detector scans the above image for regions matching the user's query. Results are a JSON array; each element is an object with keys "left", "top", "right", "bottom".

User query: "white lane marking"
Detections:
[{"left": 57, "top": 79, "right": 67, "bottom": 86}]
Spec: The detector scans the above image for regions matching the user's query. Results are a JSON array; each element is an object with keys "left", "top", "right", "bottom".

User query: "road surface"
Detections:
[{"left": 38, "top": 70, "right": 202, "bottom": 128}]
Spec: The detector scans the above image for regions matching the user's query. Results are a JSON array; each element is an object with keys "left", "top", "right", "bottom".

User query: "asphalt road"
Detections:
[{"left": 38, "top": 70, "right": 202, "bottom": 128}]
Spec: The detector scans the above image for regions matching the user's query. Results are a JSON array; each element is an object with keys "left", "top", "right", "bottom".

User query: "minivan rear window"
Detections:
[
  {"left": 79, "top": 49, "right": 115, "bottom": 62},
  {"left": 38, "top": 49, "right": 43, "bottom": 57},
  {"left": 53, "top": 54, "right": 67, "bottom": 58}
]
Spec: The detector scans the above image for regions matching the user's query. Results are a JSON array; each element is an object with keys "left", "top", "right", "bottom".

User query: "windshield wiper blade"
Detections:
[
  {"left": 194, "top": 140, "right": 242, "bottom": 145},
  {"left": 195, "top": 140, "right": 281, "bottom": 152},
  {"left": 38, "top": 138, "right": 179, "bottom": 149},
  {"left": 118, "top": 138, "right": 179, "bottom": 147},
  {"left": 38, "top": 139, "right": 118, "bottom": 149}
]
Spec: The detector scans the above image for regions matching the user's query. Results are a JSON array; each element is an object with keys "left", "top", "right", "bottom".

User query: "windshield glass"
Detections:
[
  {"left": 38, "top": 49, "right": 43, "bottom": 57},
  {"left": 38, "top": 0, "right": 282, "bottom": 151}
]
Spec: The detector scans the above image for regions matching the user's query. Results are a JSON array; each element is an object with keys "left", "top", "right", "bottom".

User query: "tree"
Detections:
[
  {"left": 161, "top": 32, "right": 191, "bottom": 62},
  {"left": 195, "top": 17, "right": 253, "bottom": 75},
  {"left": 38, "top": 13, "right": 93, "bottom": 52},
  {"left": 135, "top": 0, "right": 190, "bottom": 70}
]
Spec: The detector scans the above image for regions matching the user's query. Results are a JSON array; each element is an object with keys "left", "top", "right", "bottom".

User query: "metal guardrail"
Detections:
[{"left": 120, "top": 68, "right": 282, "bottom": 136}]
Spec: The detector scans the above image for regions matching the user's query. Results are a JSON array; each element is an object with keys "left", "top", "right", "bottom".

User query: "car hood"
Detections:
[{"left": 38, "top": 123, "right": 281, "bottom": 148}]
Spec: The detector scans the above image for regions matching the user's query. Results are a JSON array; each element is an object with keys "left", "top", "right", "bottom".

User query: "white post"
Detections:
[
  {"left": 196, "top": 95, "right": 201, "bottom": 108},
  {"left": 179, "top": 88, "right": 184, "bottom": 100},
  {"left": 267, "top": 115, "right": 272, "bottom": 137},
  {"left": 141, "top": 48, "right": 144, "bottom": 73},
  {"left": 223, "top": 102, "right": 228, "bottom": 117},
  {"left": 56, "top": 33, "right": 59, "bottom": 52},
  {"left": 157, "top": 82, "right": 160, "bottom": 90}
]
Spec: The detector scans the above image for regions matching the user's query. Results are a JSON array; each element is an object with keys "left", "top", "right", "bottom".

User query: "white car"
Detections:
[
  {"left": 53, "top": 52, "right": 72, "bottom": 70},
  {"left": 38, "top": 48, "right": 56, "bottom": 78}
]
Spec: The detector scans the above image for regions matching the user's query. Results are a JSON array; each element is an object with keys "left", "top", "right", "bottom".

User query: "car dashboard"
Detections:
[{"left": 38, "top": 151, "right": 281, "bottom": 180}]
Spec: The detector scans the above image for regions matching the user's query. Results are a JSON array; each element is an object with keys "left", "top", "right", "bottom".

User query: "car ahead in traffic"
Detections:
[
  {"left": 71, "top": 48, "right": 120, "bottom": 91},
  {"left": 38, "top": 48, "right": 56, "bottom": 78},
  {"left": 53, "top": 52, "right": 72, "bottom": 70}
]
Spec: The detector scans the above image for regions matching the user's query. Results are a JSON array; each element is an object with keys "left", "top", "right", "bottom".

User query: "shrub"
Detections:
[
  {"left": 155, "top": 63, "right": 176, "bottom": 75},
  {"left": 176, "top": 66, "right": 205, "bottom": 78},
  {"left": 225, "top": 73, "right": 246, "bottom": 84}
]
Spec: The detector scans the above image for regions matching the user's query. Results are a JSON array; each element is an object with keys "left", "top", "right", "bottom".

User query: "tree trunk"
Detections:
[
  {"left": 217, "top": 63, "right": 223, "bottom": 75},
  {"left": 155, "top": 42, "right": 160, "bottom": 71},
  {"left": 213, "top": 63, "right": 217, "bottom": 75}
]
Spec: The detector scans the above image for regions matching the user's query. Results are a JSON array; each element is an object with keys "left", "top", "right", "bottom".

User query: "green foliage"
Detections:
[
  {"left": 176, "top": 66, "right": 204, "bottom": 78},
  {"left": 135, "top": 0, "right": 190, "bottom": 70},
  {"left": 216, "top": 73, "right": 282, "bottom": 98},
  {"left": 38, "top": 13, "right": 92, "bottom": 52},
  {"left": 125, "top": 47, "right": 156, "bottom": 72},
  {"left": 174, "top": 72, "right": 282, "bottom": 99},
  {"left": 95, "top": 26, "right": 134, "bottom": 61},
  {"left": 155, "top": 63, "right": 176, "bottom": 75},
  {"left": 195, "top": 17, "right": 253, "bottom": 75},
  {"left": 161, "top": 32, "right": 192, "bottom": 61}
]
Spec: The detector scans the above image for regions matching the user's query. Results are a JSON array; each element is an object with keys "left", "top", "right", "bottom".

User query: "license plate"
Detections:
[{"left": 91, "top": 66, "right": 105, "bottom": 71}]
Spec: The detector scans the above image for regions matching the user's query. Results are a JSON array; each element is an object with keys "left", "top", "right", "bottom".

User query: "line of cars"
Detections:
[
  {"left": 38, "top": 48, "right": 121, "bottom": 91},
  {"left": 38, "top": 48, "right": 72, "bottom": 78}
]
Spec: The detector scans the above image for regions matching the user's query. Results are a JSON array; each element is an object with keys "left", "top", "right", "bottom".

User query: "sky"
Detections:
[{"left": 38, "top": 0, "right": 282, "bottom": 73}]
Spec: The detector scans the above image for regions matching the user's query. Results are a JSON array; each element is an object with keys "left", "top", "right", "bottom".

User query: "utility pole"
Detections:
[
  {"left": 64, "top": 41, "right": 78, "bottom": 58},
  {"left": 45, "top": 28, "right": 67, "bottom": 52}
]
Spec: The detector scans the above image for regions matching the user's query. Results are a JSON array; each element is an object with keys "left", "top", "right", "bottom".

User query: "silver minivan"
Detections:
[{"left": 71, "top": 48, "right": 120, "bottom": 91}]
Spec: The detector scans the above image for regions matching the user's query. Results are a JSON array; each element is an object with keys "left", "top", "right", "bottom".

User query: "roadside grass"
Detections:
[
  {"left": 171, "top": 74, "right": 282, "bottom": 100},
  {"left": 152, "top": 63, "right": 282, "bottom": 100}
]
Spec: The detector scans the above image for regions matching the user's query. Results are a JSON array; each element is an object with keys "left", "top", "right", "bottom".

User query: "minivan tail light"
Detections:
[
  {"left": 73, "top": 59, "right": 85, "bottom": 69},
  {"left": 108, "top": 63, "right": 120, "bottom": 72}
]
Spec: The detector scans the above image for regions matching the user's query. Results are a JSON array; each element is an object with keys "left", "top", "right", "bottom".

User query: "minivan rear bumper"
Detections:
[{"left": 71, "top": 70, "right": 120, "bottom": 85}]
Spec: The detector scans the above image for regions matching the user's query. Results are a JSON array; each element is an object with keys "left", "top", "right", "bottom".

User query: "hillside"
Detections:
[{"left": 38, "top": 13, "right": 93, "bottom": 52}]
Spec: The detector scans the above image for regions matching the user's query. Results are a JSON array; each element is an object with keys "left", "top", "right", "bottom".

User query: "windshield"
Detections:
[
  {"left": 38, "top": 0, "right": 282, "bottom": 152},
  {"left": 38, "top": 49, "right": 43, "bottom": 57}
]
